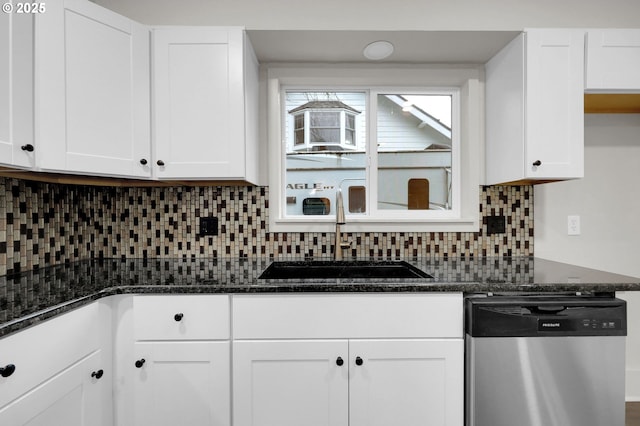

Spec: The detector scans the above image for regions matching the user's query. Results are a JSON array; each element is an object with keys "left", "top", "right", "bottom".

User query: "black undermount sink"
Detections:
[{"left": 258, "top": 260, "right": 432, "bottom": 280}]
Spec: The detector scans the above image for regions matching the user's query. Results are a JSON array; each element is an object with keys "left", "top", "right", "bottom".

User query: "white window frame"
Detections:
[{"left": 267, "top": 64, "right": 482, "bottom": 233}]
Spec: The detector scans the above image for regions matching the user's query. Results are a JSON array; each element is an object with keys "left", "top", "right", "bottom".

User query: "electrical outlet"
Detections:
[
  {"left": 486, "top": 215, "right": 506, "bottom": 235},
  {"left": 199, "top": 217, "right": 218, "bottom": 236},
  {"left": 568, "top": 215, "right": 580, "bottom": 236}
]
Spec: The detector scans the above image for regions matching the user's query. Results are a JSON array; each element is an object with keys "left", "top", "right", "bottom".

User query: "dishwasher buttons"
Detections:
[{"left": 582, "top": 319, "right": 618, "bottom": 329}]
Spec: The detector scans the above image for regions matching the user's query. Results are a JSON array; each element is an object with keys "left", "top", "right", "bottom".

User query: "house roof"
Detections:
[
  {"left": 384, "top": 95, "right": 451, "bottom": 139},
  {"left": 288, "top": 100, "right": 361, "bottom": 114}
]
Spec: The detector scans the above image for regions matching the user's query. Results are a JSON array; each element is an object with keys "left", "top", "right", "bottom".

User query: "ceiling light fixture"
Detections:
[{"left": 363, "top": 40, "right": 394, "bottom": 60}]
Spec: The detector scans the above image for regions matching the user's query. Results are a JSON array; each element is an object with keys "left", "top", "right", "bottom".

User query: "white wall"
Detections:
[
  {"left": 535, "top": 113, "right": 640, "bottom": 400},
  {"left": 93, "top": 0, "right": 640, "bottom": 29}
]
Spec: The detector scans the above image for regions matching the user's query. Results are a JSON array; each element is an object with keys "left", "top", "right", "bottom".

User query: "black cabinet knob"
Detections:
[
  {"left": 336, "top": 357, "right": 344, "bottom": 366},
  {"left": 140, "top": 158, "right": 148, "bottom": 165},
  {"left": 21, "top": 144, "right": 34, "bottom": 152},
  {"left": 91, "top": 369, "right": 104, "bottom": 379},
  {"left": 532, "top": 160, "right": 542, "bottom": 167},
  {"left": 135, "top": 359, "right": 146, "bottom": 368},
  {"left": 355, "top": 356, "right": 363, "bottom": 366},
  {"left": 157, "top": 160, "right": 165, "bottom": 166},
  {"left": 0, "top": 364, "right": 16, "bottom": 378},
  {"left": 174, "top": 313, "right": 184, "bottom": 322}
]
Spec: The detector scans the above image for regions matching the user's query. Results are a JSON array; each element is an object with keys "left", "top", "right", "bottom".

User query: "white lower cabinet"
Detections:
[
  {"left": 232, "top": 293, "right": 464, "bottom": 426},
  {"left": 133, "top": 341, "right": 230, "bottom": 426},
  {"left": 233, "top": 338, "right": 463, "bottom": 426},
  {"left": 1, "top": 293, "right": 463, "bottom": 426},
  {"left": 349, "top": 339, "right": 463, "bottom": 426},
  {"left": 123, "top": 295, "right": 231, "bottom": 426},
  {"left": 0, "top": 350, "right": 106, "bottom": 426},
  {"left": 233, "top": 340, "right": 349, "bottom": 426},
  {"left": 0, "top": 302, "right": 111, "bottom": 426}
]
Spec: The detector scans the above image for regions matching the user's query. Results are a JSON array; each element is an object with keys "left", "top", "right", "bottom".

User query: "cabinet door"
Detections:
[
  {"left": 36, "top": 0, "right": 151, "bottom": 177},
  {"left": 349, "top": 339, "right": 464, "bottom": 426},
  {"left": 133, "top": 341, "right": 230, "bottom": 426},
  {"left": 233, "top": 340, "right": 349, "bottom": 426},
  {"left": 586, "top": 29, "right": 640, "bottom": 91},
  {"left": 0, "top": 303, "right": 100, "bottom": 408},
  {"left": 0, "top": 6, "right": 34, "bottom": 168},
  {"left": 525, "top": 29, "right": 584, "bottom": 180},
  {"left": 152, "top": 27, "right": 247, "bottom": 179},
  {"left": 0, "top": 351, "right": 106, "bottom": 426}
]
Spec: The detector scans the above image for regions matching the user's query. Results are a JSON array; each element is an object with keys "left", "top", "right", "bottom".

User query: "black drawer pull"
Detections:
[
  {"left": 21, "top": 144, "right": 34, "bottom": 152},
  {"left": 174, "top": 313, "right": 184, "bottom": 322},
  {"left": 336, "top": 357, "right": 344, "bottom": 366},
  {"left": 135, "top": 359, "right": 146, "bottom": 368},
  {"left": 0, "top": 364, "right": 16, "bottom": 378},
  {"left": 532, "top": 160, "right": 542, "bottom": 167},
  {"left": 91, "top": 369, "right": 104, "bottom": 379},
  {"left": 355, "top": 356, "right": 364, "bottom": 366}
]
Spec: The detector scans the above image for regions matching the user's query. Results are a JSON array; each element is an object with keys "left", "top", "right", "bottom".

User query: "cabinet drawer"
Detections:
[
  {"left": 133, "top": 295, "right": 229, "bottom": 340},
  {"left": 232, "top": 293, "right": 463, "bottom": 339},
  {"left": 0, "top": 303, "right": 100, "bottom": 408}
]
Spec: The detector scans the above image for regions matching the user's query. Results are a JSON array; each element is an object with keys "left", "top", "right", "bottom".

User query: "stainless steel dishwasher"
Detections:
[{"left": 465, "top": 294, "right": 627, "bottom": 426}]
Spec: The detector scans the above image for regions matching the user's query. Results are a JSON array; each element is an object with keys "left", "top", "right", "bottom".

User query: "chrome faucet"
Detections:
[{"left": 334, "top": 189, "right": 352, "bottom": 260}]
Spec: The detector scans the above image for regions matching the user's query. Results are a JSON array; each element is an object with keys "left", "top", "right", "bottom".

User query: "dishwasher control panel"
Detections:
[
  {"left": 466, "top": 296, "right": 627, "bottom": 337},
  {"left": 537, "top": 317, "right": 623, "bottom": 332}
]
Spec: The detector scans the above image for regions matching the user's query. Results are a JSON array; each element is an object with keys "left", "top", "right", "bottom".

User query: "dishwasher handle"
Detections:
[{"left": 528, "top": 305, "right": 567, "bottom": 314}]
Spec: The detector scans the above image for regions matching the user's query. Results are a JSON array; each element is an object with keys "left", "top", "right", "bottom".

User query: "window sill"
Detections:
[{"left": 269, "top": 216, "right": 480, "bottom": 233}]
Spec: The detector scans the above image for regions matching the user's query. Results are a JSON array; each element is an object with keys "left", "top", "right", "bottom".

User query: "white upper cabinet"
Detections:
[
  {"left": 152, "top": 27, "right": 259, "bottom": 182},
  {"left": 586, "top": 29, "right": 640, "bottom": 92},
  {"left": 485, "top": 29, "right": 585, "bottom": 185},
  {"left": 35, "top": 0, "right": 151, "bottom": 178},
  {"left": 0, "top": 7, "right": 34, "bottom": 169}
]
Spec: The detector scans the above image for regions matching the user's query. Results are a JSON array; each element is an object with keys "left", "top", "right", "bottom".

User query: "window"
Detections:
[
  {"left": 267, "top": 65, "right": 481, "bottom": 232},
  {"left": 288, "top": 97, "right": 361, "bottom": 151},
  {"left": 284, "top": 91, "right": 454, "bottom": 217}
]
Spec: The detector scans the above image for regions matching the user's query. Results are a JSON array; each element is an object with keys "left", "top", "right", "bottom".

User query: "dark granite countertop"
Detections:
[{"left": 1, "top": 257, "right": 639, "bottom": 337}]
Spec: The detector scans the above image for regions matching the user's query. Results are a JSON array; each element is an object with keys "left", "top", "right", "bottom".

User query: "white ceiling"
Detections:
[{"left": 246, "top": 30, "right": 520, "bottom": 64}]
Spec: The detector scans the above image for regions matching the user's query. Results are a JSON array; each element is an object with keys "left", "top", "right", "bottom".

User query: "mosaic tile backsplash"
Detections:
[{"left": 0, "top": 177, "right": 533, "bottom": 276}]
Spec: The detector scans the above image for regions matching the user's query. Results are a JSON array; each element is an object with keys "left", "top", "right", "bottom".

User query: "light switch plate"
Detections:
[{"left": 568, "top": 215, "right": 580, "bottom": 235}]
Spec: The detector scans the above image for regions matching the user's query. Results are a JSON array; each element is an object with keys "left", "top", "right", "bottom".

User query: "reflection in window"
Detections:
[
  {"left": 288, "top": 99, "right": 360, "bottom": 151},
  {"left": 408, "top": 179, "right": 429, "bottom": 210},
  {"left": 349, "top": 186, "right": 366, "bottom": 213},
  {"left": 377, "top": 94, "right": 452, "bottom": 211},
  {"left": 302, "top": 198, "right": 330, "bottom": 215},
  {"left": 285, "top": 92, "right": 367, "bottom": 218},
  {"left": 284, "top": 90, "right": 454, "bottom": 218},
  {"left": 294, "top": 115, "right": 305, "bottom": 146}
]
